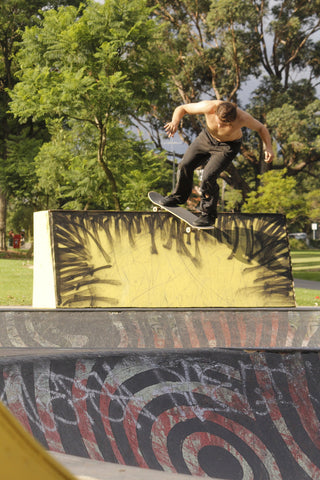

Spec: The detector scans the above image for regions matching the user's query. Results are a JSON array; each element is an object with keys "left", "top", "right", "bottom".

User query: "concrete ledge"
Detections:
[
  {"left": 51, "top": 453, "right": 211, "bottom": 480},
  {"left": 0, "top": 307, "right": 319, "bottom": 349}
]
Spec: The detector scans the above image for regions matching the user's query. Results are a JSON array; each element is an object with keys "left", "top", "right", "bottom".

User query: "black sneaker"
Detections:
[
  {"left": 193, "top": 214, "right": 216, "bottom": 227},
  {"left": 160, "top": 196, "right": 180, "bottom": 207}
]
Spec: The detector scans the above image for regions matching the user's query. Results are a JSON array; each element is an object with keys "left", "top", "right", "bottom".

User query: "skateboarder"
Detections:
[{"left": 162, "top": 100, "right": 274, "bottom": 226}]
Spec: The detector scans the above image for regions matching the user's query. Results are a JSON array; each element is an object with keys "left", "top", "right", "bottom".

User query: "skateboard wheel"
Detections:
[
  {"left": 153, "top": 206, "right": 158, "bottom": 212},
  {"left": 186, "top": 226, "right": 192, "bottom": 233}
]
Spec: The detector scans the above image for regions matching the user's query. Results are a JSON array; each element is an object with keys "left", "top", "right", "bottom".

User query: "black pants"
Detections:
[{"left": 172, "top": 129, "right": 242, "bottom": 217}]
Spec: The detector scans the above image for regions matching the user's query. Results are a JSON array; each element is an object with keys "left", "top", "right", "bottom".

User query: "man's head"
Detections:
[{"left": 216, "top": 102, "right": 237, "bottom": 124}]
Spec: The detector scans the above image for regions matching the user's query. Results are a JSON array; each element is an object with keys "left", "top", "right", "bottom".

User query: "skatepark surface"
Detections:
[
  {"left": 1, "top": 210, "right": 319, "bottom": 479},
  {"left": 0, "top": 307, "right": 320, "bottom": 480}
]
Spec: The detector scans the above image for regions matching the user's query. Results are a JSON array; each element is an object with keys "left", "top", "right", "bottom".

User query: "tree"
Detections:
[
  {"left": 305, "top": 189, "right": 320, "bottom": 224},
  {"left": 145, "top": 0, "right": 320, "bottom": 205},
  {"left": 10, "top": 0, "right": 171, "bottom": 211},
  {"left": 237, "top": 0, "right": 320, "bottom": 197},
  {"left": 242, "top": 169, "right": 309, "bottom": 229},
  {"left": 0, "top": 0, "right": 83, "bottom": 250},
  {"left": 265, "top": 100, "right": 320, "bottom": 174},
  {"left": 5, "top": 0, "right": 320, "bottom": 238},
  {"left": 146, "top": 0, "right": 261, "bottom": 141},
  {"left": 34, "top": 118, "right": 171, "bottom": 210}
]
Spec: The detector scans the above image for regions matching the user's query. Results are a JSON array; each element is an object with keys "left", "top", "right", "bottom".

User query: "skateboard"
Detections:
[{"left": 148, "top": 191, "right": 215, "bottom": 233}]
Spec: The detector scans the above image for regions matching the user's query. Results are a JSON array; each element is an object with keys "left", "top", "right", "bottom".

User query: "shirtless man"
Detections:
[{"left": 162, "top": 100, "right": 274, "bottom": 226}]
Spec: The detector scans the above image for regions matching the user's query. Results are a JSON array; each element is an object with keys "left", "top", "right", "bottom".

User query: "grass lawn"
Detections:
[
  {"left": 290, "top": 250, "right": 320, "bottom": 306},
  {"left": 295, "top": 288, "right": 320, "bottom": 307},
  {"left": 291, "top": 250, "right": 320, "bottom": 279},
  {"left": 0, "top": 253, "right": 33, "bottom": 306}
]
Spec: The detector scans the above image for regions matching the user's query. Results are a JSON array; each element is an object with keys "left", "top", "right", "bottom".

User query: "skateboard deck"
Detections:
[{"left": 148, "top": 191, "right": 215, "bottom": 231}]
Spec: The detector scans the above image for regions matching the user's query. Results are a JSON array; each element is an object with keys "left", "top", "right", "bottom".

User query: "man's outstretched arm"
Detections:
[
  {"left": 241, "top": 112, "right": 274, "bottom": 163},
  {"left": 164, "top": 100, "right": 217, "bottom": 138},
  {"left": 164, "top": 105, "right": 187, "bottom": 138}
]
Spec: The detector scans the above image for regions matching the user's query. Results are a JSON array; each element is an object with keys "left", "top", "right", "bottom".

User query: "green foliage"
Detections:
[
  {"left": 10, "top": 0, "right": 168, "bottom": 123},
  {"left": 147, "top": 0, "right": 262, "bottom": 144},
  {"left": 35, "top": 118, "right": 171, "bottom": 210},
  {"left": 2, "top": 126, "right": 46, "bottom": 197},
  {"left": 310, "top": 239, "right": 320, "bottom": 249},
  {"left": 221, "top": 184, "right": 243, "bottom": 212},
  {"left": 34, "top": 119, "right": 101, "bottom": 208},
  {"left": 2, "top": 0, "right": 320, "bottom": 228},
  {"left": 7, "top": 204, "right": 34, "bottom": 238},
  {"left": 146, "top": 0, "right": 320, "bottom": 210},
  {"left": 10, "top": 0, "right": 171, "bottom": 210},
  {"left": 289, "top": 238, "right": 309, "bottom": 251},
  {"left": 305, "top": 189, "right": 320, "bottom": 222},
  {"left": 207, "top": 0, "right": 261, "bottom": 98},
  {"left": 0, "top": 0, "right": 85, "bottom": 249},
  {"left": 265, "top": 100, "right": 320, "bottom": 173},
  {"left": 242, "top": 169, "right": 309, "bottom": 228},
  {"left": 269, "top": 0, "right": 320, "bottom": 75}
]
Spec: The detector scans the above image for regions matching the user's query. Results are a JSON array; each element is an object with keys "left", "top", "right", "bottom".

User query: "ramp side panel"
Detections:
[
  {"left": 0, "top": 308, "right": 319, "bottom": 349},
  {"left": 35, "top": 210, "right": 295, "bottom": 308},
  {"left": 0, "top": 401, "right": 76, "bottom": 480},
  {"left": 0, "top": 349, "right": 319, "bottom": 479},
  {"left": 33, "top": 211, "right": 56, "bottom": 308}
]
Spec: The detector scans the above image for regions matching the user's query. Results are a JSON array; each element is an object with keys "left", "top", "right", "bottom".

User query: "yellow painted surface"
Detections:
[
  {"left": 33, "top": 211, "right": 295, "bottom": 308},
  {"left": 0, "top": 401, "right": 76, "bottom": 480}
]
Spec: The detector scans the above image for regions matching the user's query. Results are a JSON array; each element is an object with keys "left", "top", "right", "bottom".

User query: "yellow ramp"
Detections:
[
  {"left": 0, "top": 401, "right": 76, "bottom": 480},
  {"left": 33, "top": 210, "right": 295, "bottom": 308}
]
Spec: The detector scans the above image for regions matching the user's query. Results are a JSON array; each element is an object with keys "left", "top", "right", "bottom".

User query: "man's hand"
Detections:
[
  {"left": 164, "top": 121, "right": 179, "bottom": 138},
  {"left": 264, "top": 149, "right": 274, "bottom": 163}
]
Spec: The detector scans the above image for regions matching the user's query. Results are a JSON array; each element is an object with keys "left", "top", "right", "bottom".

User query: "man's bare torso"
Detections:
[
  {"left": 205, "top": 106, "right": 244, "bottom": 142},
  {"left": 165, "top": 99, "right": 273, "bottom": 162}
]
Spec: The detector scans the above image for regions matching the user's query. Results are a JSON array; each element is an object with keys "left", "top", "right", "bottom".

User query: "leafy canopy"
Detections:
[
  {"left": 10, "top": 0, "right": 172, "bottom": 210},
  {"left": 242, "top": 169, "right": 309, "bottom": 228},
  {"left": 10, "top": 0, "right": 168, "bottom": 124}
]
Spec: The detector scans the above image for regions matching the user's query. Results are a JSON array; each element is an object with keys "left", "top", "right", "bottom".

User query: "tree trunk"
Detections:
[
  {"left": 97, "top": 122, "right": 121, "bottom": 210},
  {"left": 0, "top": 189, "right": 7, "bottom": 251},
  {"left": 101, "top": 161, "right": 121, "bottom": 210}
]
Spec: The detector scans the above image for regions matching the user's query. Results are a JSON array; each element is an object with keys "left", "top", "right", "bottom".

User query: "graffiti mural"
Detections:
[
  {"left": 0, "top": 349, "right": 319, "bottom": 479},
  {"left": 0, "top": 308, "right": 319, "bottom": 349},
  {"left": 35, "top": 211, "right": 295, "bottom": 308}
]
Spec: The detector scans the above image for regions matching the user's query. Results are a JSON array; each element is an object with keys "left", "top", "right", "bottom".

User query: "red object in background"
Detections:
[{"left": 13, "top": 234, "right": 22, "bottom": 249}]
